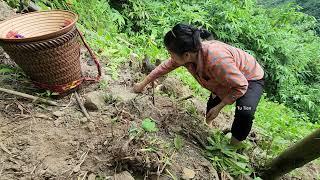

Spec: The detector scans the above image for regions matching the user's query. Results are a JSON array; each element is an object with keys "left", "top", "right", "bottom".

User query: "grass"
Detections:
[{"left": 254, "top": 96, "right": 320, "bottom": 157}]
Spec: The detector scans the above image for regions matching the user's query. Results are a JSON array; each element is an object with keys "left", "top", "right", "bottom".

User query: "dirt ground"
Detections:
[
  {"left": 0, "top": 2, "right": 319, "bottom": 180},
  {"left": 0, "top": 52, "right": 224, "bottom": 180}
]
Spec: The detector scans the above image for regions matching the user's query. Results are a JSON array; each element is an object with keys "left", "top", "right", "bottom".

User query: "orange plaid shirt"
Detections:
[{"left": 148, "top": 40, "right": 264, "bottom": 104}]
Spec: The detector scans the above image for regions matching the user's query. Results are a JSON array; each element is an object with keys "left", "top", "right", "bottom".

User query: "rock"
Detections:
[
  {"left": 87, "top": 122, "right": 95, "bottom": 132},
  {"left": 88, "top": 173, "right": 96, "bottom": 180},
  {"left": 54, "top": 118, "right": 63, "bottom": 127},
  {"left": 112, "top": 171, "right": 135, "bottom": 180},
  {"left": 160, "top": 77, "right": 190, "bottom": 97},
  {"left": 97, "top": 145, "right": 103, "bottom": 153},
  {"left": 35, "top": 113, "right": 51, "bottom": 120},
  {"left": 103, "top": 140, "right": 109, "bottom": 146},
  {"left": 109, "top": 85, "right": 136, "bottom": 103},
  {"left": 80, "top": 117, "right": 88, "bottom": 123},
  {"left": 72, "top": 164, "right": 81, "bottom": 173},
  {"left": 182, "top": 167, "right": 196, "bottom": 180},
  {"left": 53, "top": 111, "right": 64, "bottom": 117},
  {"left": 106, "top": 133, "right": 113, "bottom": 138},
  {"left": 84, "top": 91, "right": 106, "bottom": 111}
]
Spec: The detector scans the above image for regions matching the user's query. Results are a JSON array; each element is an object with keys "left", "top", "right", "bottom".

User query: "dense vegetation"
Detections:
[
  {"left": 6, "top": 0, "right": 320, "bottom": 121},
  {"left": 259, "top": 0, "right": 320, "bottom": 20},
  {"left": 3, "top": 0, "right": 320, "bottom": 177},
  {"left": 71, "top": 0, "right": 320, "bottom": 121}
]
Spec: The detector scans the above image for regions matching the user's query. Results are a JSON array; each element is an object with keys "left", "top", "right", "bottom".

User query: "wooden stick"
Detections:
[
  {"left": 0, "top": 87, "right": 58, "bottom": 106},
  {"left": 74, "top": 91, "right": 90, "bottom": 120},
  {"left": 152, "top": 81, "right": 155, "bottom": 105},
  {"left": 177, "top": 95, "right": 194, "bottom": 102}
]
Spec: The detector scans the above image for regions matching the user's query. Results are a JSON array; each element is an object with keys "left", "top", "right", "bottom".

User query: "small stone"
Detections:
[
  {"left": 54, "top": 118, "right": 63, "bottom": 127},
  {"left": 103, "top": 140, "right": 109, "bottom": 146},
  {"left": 53, "top": 111, "right": 64, "bottom": 117},
  {"left": 35, "top": 113, "right": 50, "bottom": 119},
  {"left": 130, "top": 53, "right": 138, "bottom": 60},
  {"left": 106, "top": 133, "right": 113, "bottom": 138},
  {"left": 97, "top": 145, "right": 103, "bottom": 153},
  {"left": 84, "top": 91, "right": 106, "bottom": 111},
  {"left": 182, "top": 167, "right": 195, "bottom": 180},
  {"left": 80, "top": 117, "right": 88, "bottom": 123},
  {"left": 72, "top": 165, "right": 80, "bottom": 173},
  {"left": 109, "top": 85, "right": 136, "bottom": 103},
  {"left": 112, "top": 171, "right": 134, "bottom": 180},
  {"left": 87, "top": 142, "right": 95, "bottom": 150},
  {"left": 87, "top": 122, "right": 95, "bottom": 132},
  {"left": 88, "top": 173, "right": 96, "bottom": 180}
]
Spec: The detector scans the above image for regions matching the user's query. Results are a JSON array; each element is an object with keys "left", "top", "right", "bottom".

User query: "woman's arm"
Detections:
[{"left": 133, "top": 59, "right": 180, "bottom": 93}]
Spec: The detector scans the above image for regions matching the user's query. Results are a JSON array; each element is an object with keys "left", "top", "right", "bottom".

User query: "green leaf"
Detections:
[
  {"left": 0, "top": 67, "right": 14, "bottom": 74},
  {"left": 174, "top": 135, "right": 184, "bottom": 150},
  {"left": 141, "top": 118, "right": 158, "bottom": 132}
]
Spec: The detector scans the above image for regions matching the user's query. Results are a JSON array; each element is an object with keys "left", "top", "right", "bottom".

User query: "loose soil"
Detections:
[{"left": 0, "top": 2, "right": 319, "bottom": 180}]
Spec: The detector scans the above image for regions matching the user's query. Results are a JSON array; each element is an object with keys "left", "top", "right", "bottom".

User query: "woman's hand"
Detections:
[
  {"left": 206, "top": 107, "right": 221, "bottom": 127},
  {"left": 133, "top": 82, "right": 145, "bottom": 93},
  {"left": 206, "top": 102, "right": 226, "bottom": 127}
]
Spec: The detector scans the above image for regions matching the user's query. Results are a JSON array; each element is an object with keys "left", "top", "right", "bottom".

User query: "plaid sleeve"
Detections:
[
  {"left": 209, "top": 57, "right": 248, "bottom": 105},
  {"left": 148, "top": 59, "right": 180, "bottom": 81}
]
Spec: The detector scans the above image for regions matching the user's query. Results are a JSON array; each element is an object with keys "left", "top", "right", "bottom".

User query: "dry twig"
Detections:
[
  {"left": 74, "top": 92, "right": 90, "bottom": 120},
  {"left": 0, "top": 87, "right": 58, "bottom": 106}
]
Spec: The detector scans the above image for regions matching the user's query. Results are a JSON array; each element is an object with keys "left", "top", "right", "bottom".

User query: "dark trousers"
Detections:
[{"left": 206, "top": 79, "right": 265, "bottom": 141}]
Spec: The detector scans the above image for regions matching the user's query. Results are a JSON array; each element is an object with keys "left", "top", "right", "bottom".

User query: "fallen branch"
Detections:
[
  {"left": 74, "top": 92, "right": 90, "bottom": 120},
  {"left": 0, "top": 87, "right": 58, "bottom": 106}
]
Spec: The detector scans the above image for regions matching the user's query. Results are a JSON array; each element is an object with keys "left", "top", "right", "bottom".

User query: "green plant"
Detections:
[
  {"left": 254, "top": 96, "right": 320, "bottom": 156},
  {"left": 205, "top": 131, "right": 253, "bottom": 176},
  {"left": 4, "top": 0, "right": 20, "bottom": 8},
  {"left": 107, "top": 0, "right": 320, "bottom": 120},
  {"left": 141, "top": 118, "right": 158, "bottom": 132},
  {"left": 0, "top": 64, "right": 15, "bottom": 74},
  {"left": 35, "top": 90, "right": 59, "bottom": 97},
  {"left": 173, "top": 135, "right": 184, "bottom": 151}
]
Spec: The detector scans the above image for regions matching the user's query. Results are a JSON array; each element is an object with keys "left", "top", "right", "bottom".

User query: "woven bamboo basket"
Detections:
[{"left": 0, "top": 10, "right": 91, "bottom": 93}]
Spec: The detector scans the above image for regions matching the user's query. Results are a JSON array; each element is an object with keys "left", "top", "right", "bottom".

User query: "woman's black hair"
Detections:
[{"left": 164, "top": 23, "right": 212, "bottom": 55}]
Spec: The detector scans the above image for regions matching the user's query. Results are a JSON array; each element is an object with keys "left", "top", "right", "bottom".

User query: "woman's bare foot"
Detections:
[{"left": 230, "top": 136, "right": 242, "bottom": 146}]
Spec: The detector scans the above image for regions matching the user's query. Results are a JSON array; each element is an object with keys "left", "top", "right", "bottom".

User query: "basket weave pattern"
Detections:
[
  {"left": 0, "top": 11, "right": 82, "bottom": 88},
  {"left": 2, "top": 27, "right": 81, "bottom": 85}
]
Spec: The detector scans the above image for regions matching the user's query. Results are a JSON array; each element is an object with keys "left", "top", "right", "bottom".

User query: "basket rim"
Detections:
[{"left": 0, "top": 10, "right": 78, "bottom": 43}]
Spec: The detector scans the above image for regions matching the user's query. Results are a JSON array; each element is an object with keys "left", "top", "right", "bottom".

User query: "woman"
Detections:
[{"left": 133, "top": 24, "right": 264, "bottom": 145}]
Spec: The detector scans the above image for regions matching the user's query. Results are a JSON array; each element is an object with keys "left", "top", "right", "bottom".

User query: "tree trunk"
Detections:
[{"left": 260, "top": 129, "right": 320, "bottom": 179}]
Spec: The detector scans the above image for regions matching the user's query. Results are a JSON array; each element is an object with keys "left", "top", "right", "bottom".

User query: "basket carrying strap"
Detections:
[
  {"left": 77, "top": 28, "right": 102, "bottom": 82},
  {"left": 33, "top": 27, "right": 102, "bottom": 94}
]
